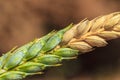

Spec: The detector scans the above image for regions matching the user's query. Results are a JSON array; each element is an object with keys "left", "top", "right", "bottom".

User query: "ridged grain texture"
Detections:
[
  {"left": 0, "top": 12, "right": 120, "bottom": 80},
  {"left": 63, "top": 12, "right": 120, "bottom": 53}
]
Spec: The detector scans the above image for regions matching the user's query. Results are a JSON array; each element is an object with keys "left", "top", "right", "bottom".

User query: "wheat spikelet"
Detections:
[
  {"left": 0, "top": 12, "right": 120, "bottom": 80},
  {"left": 63, "top": 12, "right": 120, "bottom": 53}
]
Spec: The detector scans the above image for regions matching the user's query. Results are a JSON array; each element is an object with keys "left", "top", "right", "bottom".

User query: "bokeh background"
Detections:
[{"left": 0, "top": 0, "right": 120, "bottom": 80}]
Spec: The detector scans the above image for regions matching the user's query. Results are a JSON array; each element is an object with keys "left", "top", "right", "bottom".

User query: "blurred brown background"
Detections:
[{"left": 0, "top": 0, "right": 120, "bottom": 80}]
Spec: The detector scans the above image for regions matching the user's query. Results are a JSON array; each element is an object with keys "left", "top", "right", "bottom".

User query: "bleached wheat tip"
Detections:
[{"left": 63, "top": 12, "right": 120, "bottom": 53}]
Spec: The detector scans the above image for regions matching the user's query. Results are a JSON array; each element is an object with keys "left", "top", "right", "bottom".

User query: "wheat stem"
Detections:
[{"left": 0, "top": 12, "right": 120, "bottom": 80}]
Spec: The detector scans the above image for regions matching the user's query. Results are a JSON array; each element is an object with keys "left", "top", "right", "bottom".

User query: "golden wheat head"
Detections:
[{"left": 63, "top": 12, "right": 120, "bottom": 52}]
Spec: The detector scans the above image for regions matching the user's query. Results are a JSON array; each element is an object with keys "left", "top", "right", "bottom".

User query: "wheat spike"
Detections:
[{"left": 0, "top": 12, "right": 120, "bottom": 80}]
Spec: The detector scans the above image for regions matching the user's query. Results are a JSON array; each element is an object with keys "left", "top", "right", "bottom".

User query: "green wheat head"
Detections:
[{"left": 0, "top": 12, "right": 120, "bottom": 80}]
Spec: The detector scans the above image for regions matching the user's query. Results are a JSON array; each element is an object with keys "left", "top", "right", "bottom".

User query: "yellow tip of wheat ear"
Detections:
[
  {"left": 0, "top": 12, "right": 120, "bottom": 80},
  {"left": 62, "top": 12, "right": 120, "bottom": 53}
]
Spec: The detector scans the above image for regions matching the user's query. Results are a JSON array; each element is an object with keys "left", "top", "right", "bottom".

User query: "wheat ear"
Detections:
[{"left": 0, "top": 12, "right": 120, "bottom": 80}]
